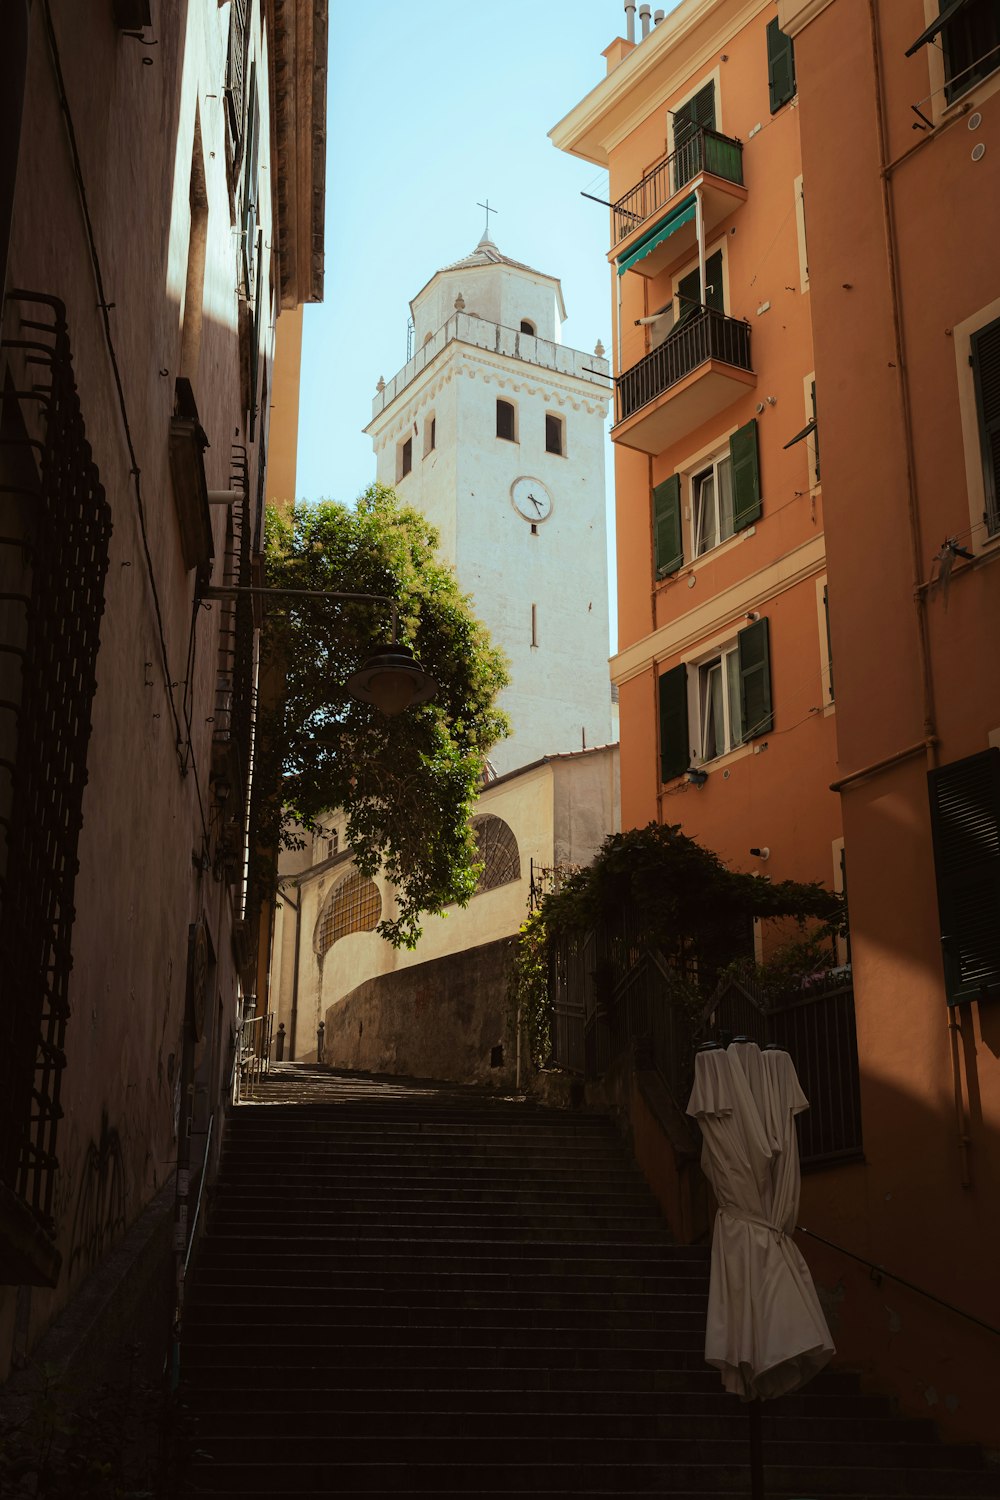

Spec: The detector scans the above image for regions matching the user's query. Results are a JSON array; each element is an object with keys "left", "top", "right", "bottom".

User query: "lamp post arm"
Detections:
[{"left": 200, "top": 585, "right": 399, "bottom": 643}]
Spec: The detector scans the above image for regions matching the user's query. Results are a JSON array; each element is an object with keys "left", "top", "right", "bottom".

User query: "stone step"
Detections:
[
  {"left": 182, "top": 1286, "right": 709, "bottom": 1314},
  {"left": 180, "top": 1333, "right": 708, "bottom": 1365},
  {"left": 182, "top": 1303, "right": 708, "bottom": 1332},
  {"left": 186, "top": 1267, "right": 712, "bottom": 1295},
  {"left": 180, "top": 1320, "right": 706, "bottom": 1351}
]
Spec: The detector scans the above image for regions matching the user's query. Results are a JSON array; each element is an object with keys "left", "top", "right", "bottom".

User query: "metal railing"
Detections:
[
  {"left": 611, "top": 126, "right": 744, "bottom": 246},
  {"left": 371, "top": 311, "right": 610, "bottom": 418},
  {"left": 615, "top": 306, "right": 752, "bottom": 427},
  {"left": 236, "top": 1011, "right": 273, "bottom": 1101}
]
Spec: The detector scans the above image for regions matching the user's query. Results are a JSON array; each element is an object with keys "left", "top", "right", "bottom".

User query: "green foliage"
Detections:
[
  {"left": 721, "top": 926, "right": 845, "bottom": 1007},
  {"left": 510, "top": 822, "right": 845, "bottom": 1067},
  {"left": 256, "top": 486, "right": 510, "bottom": 946}
]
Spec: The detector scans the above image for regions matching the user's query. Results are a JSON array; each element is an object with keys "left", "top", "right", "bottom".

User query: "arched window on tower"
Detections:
[
  {"left": 496, "top": 399, "right": 516, "bottom": 442},
  {"left": 520, "top": 319, "right": 536, "bottom": 336},
  {"left": 314, "top": 870, "right": 382, "bottom": 956},
  {"left": 471, "top": 815, "right": 520, "bottom": 893}
]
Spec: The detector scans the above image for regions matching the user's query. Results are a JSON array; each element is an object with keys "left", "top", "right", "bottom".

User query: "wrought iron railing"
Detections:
[
  {"left": 611, "top": 127, "right": 744, "bottom": 246},
  {"left": 615, "top": 306, "right": 752, "bottom": 427},
  {"left": 236, "top": 1010, "right": 273, "bottom": 1102},
  {"left": 0, "top": 292, "right": 112, "bottom": 1238}
]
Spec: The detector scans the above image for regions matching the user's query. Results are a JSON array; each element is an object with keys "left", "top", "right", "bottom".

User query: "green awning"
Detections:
[{"left": 616, "top": 196, "right": 697, "bottom": 277}]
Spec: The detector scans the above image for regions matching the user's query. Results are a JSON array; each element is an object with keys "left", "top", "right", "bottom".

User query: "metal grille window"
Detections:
[
  {"left": 314, "top": 870, "right": 381, "bottom": 955},
  {"left": 226, "top": 0, "right": 249, "bottom": 156},
  {"left": 471, "top": 815, "right": 520, "bottom": 893},
  {"left": 928, "top": 748, "right": 1000, "bottom": 1004},
  {"left": 0, "top": 293, "right": 112, "bottom": 1246}
]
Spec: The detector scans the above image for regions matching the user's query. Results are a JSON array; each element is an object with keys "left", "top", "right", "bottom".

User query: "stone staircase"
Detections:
[{"left": 179, "top": 1066, "right": 1000, "bottom": 1497}]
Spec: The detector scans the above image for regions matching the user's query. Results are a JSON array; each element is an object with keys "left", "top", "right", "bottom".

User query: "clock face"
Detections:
[{"left": 511, "top": 477, "right": 553, "bottom": 523}]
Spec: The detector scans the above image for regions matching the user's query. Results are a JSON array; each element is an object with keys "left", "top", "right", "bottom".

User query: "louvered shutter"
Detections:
[
  {"left": 658, "top": 664, "right": 689, "bottom": 782},
  {"left": 738, "top": 617, "right": 772, "bottom": 740},
  {"left": 971, "top": 316, "right": 1000, "bottom": 535},
  {"left": 673, "top": 81, "right": 716, "bottom": 188},
  {"left": 227, "top": 0, "right": 248, "bottom": 153},
  {"left": 704, "top": 248, "right": 724, "bottom": 313},
  {"left": 730, "top": 418, "right": 761, "bottom": 530},
  {"left": 928, "top": 749, "right": 1000, "bottom": 1005},
  {"left": 653, "top": 475, "right": 683, "bottom": 578},
  {"left": 766, "top": 18, "right": 796, "bottom": 113},
  {"left": 811, "top": 379, "right": 820, "bottom": 480}
]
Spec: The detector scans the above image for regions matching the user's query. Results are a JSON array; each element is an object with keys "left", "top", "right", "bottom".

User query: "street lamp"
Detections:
[{"left": 200, "top": 585, "right": 438, "bottom": 716}]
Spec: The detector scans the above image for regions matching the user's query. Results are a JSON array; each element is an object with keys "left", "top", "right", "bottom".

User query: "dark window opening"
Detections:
[
  {"left": 520, "top": 319, "right": 536, "bottom": 336},
  {"left": 496, "top": 399, "right": 516, "bottom": 441},
  {"left": 907, "top": 0, "right": 1000, "bottom": 103},
  {"left": 971, "top": 315, "right": 1000, "bottom": 535},
  {"left": 545, "top": 413, "right": 564, "bottom": 455},
  {"left": 401, "top": 437, "right": 412, "bottom": 477}
]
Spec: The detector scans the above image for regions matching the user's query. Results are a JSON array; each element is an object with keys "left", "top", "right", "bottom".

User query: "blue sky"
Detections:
[{"left": 293, "top": 0, "right": 682, "bottom": 649}]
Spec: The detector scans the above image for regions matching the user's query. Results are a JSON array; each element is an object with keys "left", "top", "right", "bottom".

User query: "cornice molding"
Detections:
[
  {"left": 267, "top": 0, "right": 328, "bottom": 308},
  {"left": 611, "top": 532, "right": 827, "bottom": 684},
  {"left": 777, "top": 0, "right": 836, "bottom": 41}
]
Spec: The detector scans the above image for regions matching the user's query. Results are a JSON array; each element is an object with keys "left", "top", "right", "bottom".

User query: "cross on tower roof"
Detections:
[{"left": 476, "top": 198, "right": 498, "bottom": 240}]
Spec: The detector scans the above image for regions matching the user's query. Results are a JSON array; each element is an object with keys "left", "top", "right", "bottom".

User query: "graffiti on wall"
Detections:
[{"left": 67, "top": 1110, "right": 128, "bottom": 1282}]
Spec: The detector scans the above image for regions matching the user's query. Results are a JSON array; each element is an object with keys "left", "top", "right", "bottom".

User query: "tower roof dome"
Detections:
[{"left": 410, "top": 235, "right": 567, "bottom": 322}]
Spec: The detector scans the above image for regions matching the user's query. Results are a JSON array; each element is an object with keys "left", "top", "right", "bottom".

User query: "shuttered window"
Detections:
[
  {"left": 738, "top": 617, "right": 772, "bottom": 739},
  {"left": 971, "top": 315, "right": 1000, "bottom": 536},
  {"left": 730, "top": 417, "right": 761, "bottom": 531},
  {"left": 653, "top": 475, "right": 683, "bottom": 578},
  {"left": 928, "top": 748, "right": 1000, "bottom": 1004},
  {"left": 676, "top": 248, "right": 724, "bottom": 326},
  {"left": 658, "top": 664, "right": 689, "bottom": 782},
  {"left": 226, "top": 0, "right": 249, "bottom": 156},
  {"left": 673, "top": 81, "right": 716, "bottom": 191},
  {"left": 766, "top": 18, "right": 796, "bottom": 113},
  {"left": 497, "top": 399, "right": 516, "bottom": 441}
]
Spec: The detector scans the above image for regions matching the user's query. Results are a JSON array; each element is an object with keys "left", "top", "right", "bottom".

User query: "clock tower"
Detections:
[{"left": 366, "top": 233, "right": 614, "bottom": 776}]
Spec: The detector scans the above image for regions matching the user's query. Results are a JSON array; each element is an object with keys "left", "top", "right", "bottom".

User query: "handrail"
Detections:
[
  {"left": 184, "top": 1112, "right": 214, "bottom": 1275},
  {"left": 796, "top": 1224, "right": 1000, "bottom": 1339},
  {"left": 611, "top": 125, "right": 744, "bottom": 246}
]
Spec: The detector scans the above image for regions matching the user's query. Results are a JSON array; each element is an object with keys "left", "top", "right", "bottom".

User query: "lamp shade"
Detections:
[{"left": 346, "top": 643, "right": 438, "bottom": 716}]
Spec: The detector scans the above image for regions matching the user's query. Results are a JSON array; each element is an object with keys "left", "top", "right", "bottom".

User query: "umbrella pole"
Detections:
[{"left": 749, "top": 1399, "right": 765, "bottom": 1499}]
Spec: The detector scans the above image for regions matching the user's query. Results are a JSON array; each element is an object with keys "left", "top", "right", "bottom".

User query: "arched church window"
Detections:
[
  {"left": 496, "top": 399, "right": 516, "bottom": 442},
  {"left": 520, "top": 319, "right": 536, "bottom": 336},
  {"left": 314, "top": 870, "right": 381, "bottom": 955},
  {"left": 545, "top": 412, "right": 565, "bottom": 456},
  {"left": 471, "top": 815, "right": 520, "bottom": 893}
]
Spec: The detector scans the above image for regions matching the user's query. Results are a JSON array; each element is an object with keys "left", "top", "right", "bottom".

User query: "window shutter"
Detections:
[
  {"left": 767, "top": 18, "right": 796, "bottom": 113},
  {"left": 691, "top": 80, "right": 716, "bottom": 132},
  {"left": 705, "top": 248, "right": 724, "bottom": 313},
  {"left": 928, "top": 749, "right": 1000, "bottom": 1005},
  {"left": 653, "top": 475, "right": 683, "bottom": 578},
  {"left": 730, "top": 418, "right": 761, "bottom": 530},
  {"left": 658, "top": 664, "right": 689, "bottom": 782},
  {"left": 738, "top": 616, "right": 772, "bottom": 740},
  {"left": 811, "top": 379, "right": 820, "bottom": 480},
  {"left": 971, "top": 316, "right": 1000, "bottom": 535}
]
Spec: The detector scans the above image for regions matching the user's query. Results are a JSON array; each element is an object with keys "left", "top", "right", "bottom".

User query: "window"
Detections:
[
  {"left": 470, "top": 815, "right": 520, "bottom": 892},
  {"left": 520, "top": 319, "right": 536, "bottom": 336},
  {"left": 316, "top": 828, "right": 338, "bottom": 863},
  {"left": 692, "top": 452, "right": 734, "bottom": 556},
  {"left": 496, "top": 398, "right": 516, "bottom": 441},
  {"left": 675, "top": 248, "right": 724, "bottom": 325},
  {"left": 698, "top": 645, "right": 742, "bottom": 761},
  {"left": 225, "top": 0, "right": 249, "bottom": 157},
  {"left": 928, "top": 748, "right": 1000, "bottom": 1003},
  {"left": 314, "top": 870, "right": 381, "bottom": 955},
  {"left": 971, "top": 315, "right": 1000, "bottom": 535},
  {"left": 424, "top": 414, "right": 436, "bottom": 457},
  {"left": 545, "top": 413, "right": 564, "bottom": 455},
  {"left": 672, "top": 79, "right": 715, "bottom": 192},
  {"left": 657, "top": 618, "right": 772, "bottom": 781},
  {"left": 783, "top": 380, "right": 820, "bottom": 486},
  {"left": 398, "top": 436, "right": 413, "bottom": 479},
  {"left": 907, "top": 0, "right": 1000, "bottom": 103},
  {"left": 766, "top": 17, "right": 796, "bottom": 113},
  {"left": 652, "top": 418, "right": 759, "bottom": 581},
  {"left": 820, "top": 580, "right": 835, "bottom": 705}
]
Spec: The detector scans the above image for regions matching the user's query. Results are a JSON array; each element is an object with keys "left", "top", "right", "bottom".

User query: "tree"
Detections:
[{"left": 255, "top": 486, "right": 509, "bottom": 946}]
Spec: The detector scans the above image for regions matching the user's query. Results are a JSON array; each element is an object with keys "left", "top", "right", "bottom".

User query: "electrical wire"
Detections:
[{"left": 42, "top": 0, "right": 185, "bottom": 755}]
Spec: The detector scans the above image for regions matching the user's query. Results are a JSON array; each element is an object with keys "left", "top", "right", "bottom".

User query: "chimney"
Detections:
[
  {"left": 639, "top": 3, "right": 651, "bottom": 39},
  {"left": 653, "top": 8, "right": 664, "bottom": 22},
  {"left": 624, "top": 0, "right": 636, "bottom": 43}
]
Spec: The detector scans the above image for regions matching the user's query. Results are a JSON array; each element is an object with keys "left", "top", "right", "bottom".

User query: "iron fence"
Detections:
[
  {"left": 611, "top": 127, "right": 744, "bottom": 246},
  {"left": 615, "top": 307, "right": 752, "bottom": 426},
  {"left": 236, "top": 1010, "right": 273, "bottom": 1101}
]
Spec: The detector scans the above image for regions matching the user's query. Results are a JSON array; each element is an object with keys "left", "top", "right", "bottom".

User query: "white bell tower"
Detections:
[{"left": 366, "top": 233, "right": 614, "bottom": 776}]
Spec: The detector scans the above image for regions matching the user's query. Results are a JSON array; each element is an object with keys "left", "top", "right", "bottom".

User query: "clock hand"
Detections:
[{"left": 529, "top": 493, "right": 542, "bottom": 513}]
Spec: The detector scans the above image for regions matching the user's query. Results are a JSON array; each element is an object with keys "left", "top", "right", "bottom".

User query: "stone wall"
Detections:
[{"left": 322, "top": 937, "right": 519, "bottom": 1088}]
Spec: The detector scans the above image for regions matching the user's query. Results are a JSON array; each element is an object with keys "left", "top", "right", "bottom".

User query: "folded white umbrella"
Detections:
[{"left": 687, "top": 1043, "right": 835, "bottom": 1401}]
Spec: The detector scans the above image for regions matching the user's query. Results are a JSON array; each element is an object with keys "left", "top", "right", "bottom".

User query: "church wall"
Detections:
[
  {"left": 412, "top": 263, "right": 562, "bottom": 346},
  {"left": 372, "top": 366, "right": 460, "bottom": 561}
]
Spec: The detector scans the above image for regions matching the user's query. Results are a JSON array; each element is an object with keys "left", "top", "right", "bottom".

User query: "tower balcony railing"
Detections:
[
  {"left": 613, "top": 306, "right": 755, "bottom": 455},
  {"left": 370, "top": 311, "right": 610, "bottom": 420},
  {"left": 612, "top": 127, "right": 745, "bottom": 248}
]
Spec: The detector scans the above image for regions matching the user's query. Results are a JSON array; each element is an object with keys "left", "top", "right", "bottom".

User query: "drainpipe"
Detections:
[
  {"left": 866, "top": 3, "right": 970, "bottom": 1191},
  {"left": 695, "top": 186, "right": 706, "bottom": 310}
]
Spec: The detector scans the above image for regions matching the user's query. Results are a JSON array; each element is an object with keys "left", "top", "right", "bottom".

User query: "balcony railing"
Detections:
[
  {"left": 371, "top": 311, "right": 610, "bottom": 420},
  {"left": 615, "top": 306, "right": 752, "bottom": 427},
  {"left": 612, "top": 127, "right": 744, "bottom": 247}
]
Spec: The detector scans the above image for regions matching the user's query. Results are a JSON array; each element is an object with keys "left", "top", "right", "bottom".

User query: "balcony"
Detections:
[
  {"left": 611, "top": 127, "right": 746, "bottom": 281},
  {"left": 613, "top": 307, "right": 755, "bottom": 455}
]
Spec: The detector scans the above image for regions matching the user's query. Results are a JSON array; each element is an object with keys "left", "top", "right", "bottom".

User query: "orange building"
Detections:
[
  {"left": 775, "top": 0, "right": 1000, "bottom": 1446},
  {"left": 552, "top": 0, "right": 842, "bottom": 922}
]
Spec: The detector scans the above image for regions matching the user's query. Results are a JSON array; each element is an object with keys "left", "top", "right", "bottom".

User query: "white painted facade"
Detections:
[{"left": 366, "top": 235, "right": 615, "bottom": 776}]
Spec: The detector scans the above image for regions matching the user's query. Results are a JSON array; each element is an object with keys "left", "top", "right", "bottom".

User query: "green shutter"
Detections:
[
  {"left": 971, "top": 316, "right": 1000, "bottom": 535},
  {"left": 704, "top": 248, "right": 724, "bottom": 312},
  {"left": 676, "top": 249, "right": 724, "bottom": 325},
  {"left": 658, "top": 664, "right": 689, "bottom": 782},
  {"left": 928, "top": 748, "right": 1000, "bottom": 1004},
  {"left": 738, "top": 617, "right": 772, "bottom": 740},
  {"left": 767, "top": 18, "right": 796, "bottom": 113},
  {"left": 730, "top": 418, "right": 760, "bottom": 531},
  {"left": 653, "top": 475, "right": 683, "bottom": 578},
  {"left": 811, "top": 380, "right": 820, "bottom": 480}
]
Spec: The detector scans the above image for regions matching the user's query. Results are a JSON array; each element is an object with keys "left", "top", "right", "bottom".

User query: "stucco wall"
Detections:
[{"left": 322, "top": 936, "right": 519, "bottom": 1087}]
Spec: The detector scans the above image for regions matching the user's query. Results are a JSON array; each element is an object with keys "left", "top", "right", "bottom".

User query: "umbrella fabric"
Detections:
[{"left": 687, "top": 1044, "right": 835, "bottom": 1401}]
